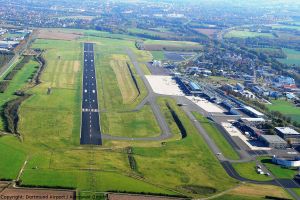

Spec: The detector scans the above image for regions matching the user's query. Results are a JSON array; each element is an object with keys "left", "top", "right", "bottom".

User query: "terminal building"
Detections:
[
  {"left": 259, "top": 135, "right": 287, "bottom": 149},
  {"left": 275, "top": 127, "right": 300, "bottom": 145}
]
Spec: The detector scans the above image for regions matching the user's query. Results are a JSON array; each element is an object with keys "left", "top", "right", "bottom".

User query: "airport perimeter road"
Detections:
[{"left": 80, "top": 43, "right": 102, "bottom": 145}]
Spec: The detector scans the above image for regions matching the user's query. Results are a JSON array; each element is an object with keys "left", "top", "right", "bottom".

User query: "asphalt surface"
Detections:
[{"left": 80, "top": 43, "right": 102, "bottom": 145}]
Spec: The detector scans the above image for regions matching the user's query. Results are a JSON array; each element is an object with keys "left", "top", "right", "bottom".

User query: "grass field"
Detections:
[
  {"left": 192, "top": 112, "right": 239, "bottom": 160},
  {"left": 267, "top": 99, "right": 300, "bottom": 123},
  {"left": 225, "top": 30, "right": 274, "bottom": 38},
  {"left": 110, "top": 54, "right": 139, "bottom": 104},
  {"left": 232, "top": 161, "right": 273, "bottom": 181},
  {"left": 102, "top": 105, "right": 161, "bottom": 138},
  {"left": 0, "top": 56, "right": 39, "bottom": 130},
  {"left": 0, "top": 136, "right": 26, "bottom": 180},
  {"left": 278, "top": 48, "right": 300, "bottom": 67}
]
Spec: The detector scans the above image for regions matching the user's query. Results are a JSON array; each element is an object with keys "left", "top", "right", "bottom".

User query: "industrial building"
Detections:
[
  {"left": 259, "top": 135, "right": 287, "bottom": 149},
  {"left": 241, "top": 105, "right": 264, "bottom": 118},
  {"left": 275, "top": 127, "right": 300, "bottom": 145},
  {"left": 272, "top": 155, "right": 300, "bottom": 167},
  {"left": 188, "top": 81, "right": 201, "bottom": 92}
]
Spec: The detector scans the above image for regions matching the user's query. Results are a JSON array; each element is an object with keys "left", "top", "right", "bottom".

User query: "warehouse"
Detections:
[
  {"left": 259, "top": 134, "right": 287, "bottom": 149},
  {"left": 275, "top": 127, "right": 300, "bottom": 145},
  {"left": 241, "top": 105, "right": 264, "bottom": 118},
  {"left": 272, "top": 155, "right": 300, "bottom": 167}
]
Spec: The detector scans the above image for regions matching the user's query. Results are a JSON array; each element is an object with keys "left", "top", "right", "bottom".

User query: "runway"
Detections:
[{"left": 80, "top": 43, "right": 102, "bottom": 145}]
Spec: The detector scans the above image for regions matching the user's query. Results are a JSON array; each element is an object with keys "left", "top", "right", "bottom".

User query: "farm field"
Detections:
[
  {"left": 277, "top": 48, "right": 300, "bottom": 67},
  {"left": 267, "top": 99, "right": 300, "bottom": 123},
  {"left": 192, "top": 112, "right": 239, "bottom": 160},
  {"left": 232, "top": 161, "right": 273, "bottom": 181},
  {"left": 225, "top": 30, "right": 274, "bottom": 38}
]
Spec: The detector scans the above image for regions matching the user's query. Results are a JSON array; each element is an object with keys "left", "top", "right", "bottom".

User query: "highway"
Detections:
[{"left": 80, "top": 43, "right": 102, "bottom": 145}]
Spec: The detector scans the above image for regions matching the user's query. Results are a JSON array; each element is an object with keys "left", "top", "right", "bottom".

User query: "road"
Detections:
[{"left": 80, "top": 43, "right": 102, "bottom": 145}]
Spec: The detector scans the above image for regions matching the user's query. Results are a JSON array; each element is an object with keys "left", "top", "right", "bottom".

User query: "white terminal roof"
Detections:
[
  {"left": 242, "top": 105, "right": 264, "bottom": 116},
  {"left": 275, "top": 127, "right": 300, "bottom": 135}
]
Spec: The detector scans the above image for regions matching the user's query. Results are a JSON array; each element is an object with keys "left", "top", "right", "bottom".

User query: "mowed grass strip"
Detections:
[
  {"left": 232, "top": 161, "right": 273, "bottom": 181},
  {"left": 192, "top": 112, "right": 239, "bottom": 160},
  {"left": 110, "top": 54, "right": 139, "bottom": 104}
]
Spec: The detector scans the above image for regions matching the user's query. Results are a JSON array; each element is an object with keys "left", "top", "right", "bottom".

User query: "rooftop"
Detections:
[
  {"left": 242, "top": 105, "right": 264, "bottom": 116},
  {"left": 275, "top": 127, "right": 300, "bottom": 135},
  {"left": 241, "top": 118, "right": 265, "bottom": 122},
  {"left": 260, "top": 134, "right": 287, "bottom": 144},
  {"left": 189, "top": 81, "right": 201, "bottom": 91}
]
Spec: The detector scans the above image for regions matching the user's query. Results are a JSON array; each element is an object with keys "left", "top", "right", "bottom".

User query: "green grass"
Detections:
[
  {"left": 225, "top": 30, "right": 274, "bottom": 38},
  {"left": 260, "top": 157, "right": 297, "bottom": 179},
  {"left": 151, "top": 51, "right": 165, "bottom": 60},
  {"left": 0, "top": 57, "right": 39, "bottom": 130},
  {"left": 232, "top": 161, "right": 273, "bottom": 181},
  {"left": 278, "top": 48, "right": 300, "bottom": 67},
  {"left": 131, "top": 98, "right": 238, "bottom": 197},
  {"left": 0, "top": 136, "right": 26, "bottom": 180},
  {"left": 267, "top": 99, "right": 300, "bottom": 123},
  {"left": 102, "top": 105, "right": 161, "bottom": 138},
  {"left": 292, "top": 188, "right": 300, "bottom": 197},
  {"left": 192, "top": 112, "right": 239, "bottom": 160}
]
